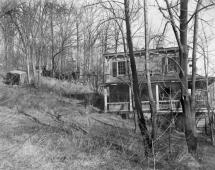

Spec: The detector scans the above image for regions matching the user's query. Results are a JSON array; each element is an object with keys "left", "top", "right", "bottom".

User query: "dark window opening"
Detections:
[
  {"left": 118, "top": 61, "right": 126, "bottom": 75},
  {"left": 109, "top": 85, "right": 129, "bottom": 102},
  {"left": 162, "top": 56, "right": 179, "bottom": 73},
  {"left": 159, "top": 85, "right": 181, "bottom": 100},
  {"left": 162, "top": 57, "right": 168, "bottom": 73},
  {"left": 168, "top": 57, "right": 178, "bottom": 72},
  {"left": 140, "top": 87, "right": 149, "bottom": 101},
  {"left": 160, "top": 87, "right": 171, "bottom": 100},
  {"left": 112, "top": 62, "right": 117, "bottom": 77},
  {"left": 112, "top": 61, "right": 126, "bottom": 77}
]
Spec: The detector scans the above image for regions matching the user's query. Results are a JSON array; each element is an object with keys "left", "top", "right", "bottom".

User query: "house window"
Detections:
[
  {"left": 112, "top": 62, "right": 117, "bottom": 77},
  {"left": 168, "top": 57, "right": 178, "bottom": 72},
  {"left": 112, "top": 61, "right": 126, "bottom": 77},
  {"left": 162, "top": 56, "right": 178, "bottom": 73},
  {"left": 118, "top": 61, "right": 126, "bottom": 75}
]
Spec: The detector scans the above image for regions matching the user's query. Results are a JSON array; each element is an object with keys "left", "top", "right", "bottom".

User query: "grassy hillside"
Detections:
[{"left": 0, "top": 77, "right": 214, "bottom": 169}]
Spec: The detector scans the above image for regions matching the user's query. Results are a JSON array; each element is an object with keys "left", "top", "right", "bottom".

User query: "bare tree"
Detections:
[
  {"left": 144, "top": 0, "right": 157, "bottom": 139},
  {"left": 159, "top": 0, "right": 215, "bottom": 154},
  {"left": 200, "top": 20, "right": 215, "bottom": 145},
  {"left": 124, "top": 0, "right": 152, "bottom": 156}
]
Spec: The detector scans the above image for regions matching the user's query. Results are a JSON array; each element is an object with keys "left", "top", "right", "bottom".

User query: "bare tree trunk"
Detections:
[
  {"left": 191, "top": 0, "right": 202, "bottom": 144},
  {"left": 26, "top": 49, "right": 31, "bottom": 84},
  {"left": 179, "top": 0, "right": 197, "bottom": 154},
  {"left": 204, "top": 54, "right": 214, "bottom": 144},
  {"left": 191, "top": 0, "right": 201, "bottom": 109},
  {"left": 9, "top": 13, "right": 31, "bottom": 83},
  {"left": 50, "top": 3, "right": 55, "bottom": 77},
  {"left": 4, "top": 37, "right": 8, "bottom": 71},
  {"left": 102, "top": 26, "right": 108, "bottom": 84},
  {"left": 164, "top": 0, "right": 198, "bottom": 154},
  {"left": 76, "top": 19, "right": 80, "bottom": 75},
  {"left": 37, "top": 52, "right": 41, "bottom": 87},
  {"left": 144, "top": 0, "right": 157, "bottom": 139},
  {"left": 124, "top": 0, "right": 151, "bottom": 156},
  {"left": 114, "top": 22, "right": 120, "bottom": 53},
  {"left": 202, "top": 21, "right": 214, "bottom": 144}
]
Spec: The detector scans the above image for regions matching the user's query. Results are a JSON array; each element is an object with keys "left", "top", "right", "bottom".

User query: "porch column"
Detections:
[
  {"left": 104, "top": 87, "right": 108, "bottom": 112},
  {"left": 155, "top": 84, "right": 159, "bottom": 110},
  {"left": 129, "top": 85, "right": 133, "bottom": 111}
]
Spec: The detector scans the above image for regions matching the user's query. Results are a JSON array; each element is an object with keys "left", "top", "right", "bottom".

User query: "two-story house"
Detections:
[{"left": 103, "top": 47, "right": 214, "bottom": 113}]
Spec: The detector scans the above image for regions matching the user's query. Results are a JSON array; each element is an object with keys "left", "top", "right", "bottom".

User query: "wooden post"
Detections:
[
  {"left": 129, "top": 85, "right": 133, "bottom": 111},
  {"left": 156, "top": 84, "right": 159, "bottom": 110},
  {"left": 104, "top": 86, "right": 108, "bottom": 112}
]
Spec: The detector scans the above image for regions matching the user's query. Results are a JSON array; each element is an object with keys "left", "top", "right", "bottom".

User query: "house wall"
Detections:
[
  {"left": 104, "top": 51, "right": 179, "bottom": 84},
  {"left": 104, "top": 57, "right": 129, "bottom": 83},
  {"left": 103, "top": 48, "right": 182, "bottom": 112},
  {"left": 208, "top": 82, "right": 215, "bottom": 108}
]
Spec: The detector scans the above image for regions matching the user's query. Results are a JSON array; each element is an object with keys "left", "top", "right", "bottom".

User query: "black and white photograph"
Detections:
[{"left": 0, "top": 0, "right": 214, "bottom": 169}]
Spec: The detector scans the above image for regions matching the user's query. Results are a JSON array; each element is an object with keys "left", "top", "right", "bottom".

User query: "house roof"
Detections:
[
  {"left": 104, "top": 74, "right": 215, "bottom": 87},
  {"left": 103, "top": 47, "right": 179, "bottom": 59}
]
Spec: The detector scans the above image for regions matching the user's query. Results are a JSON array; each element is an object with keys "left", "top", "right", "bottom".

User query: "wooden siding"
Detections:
[{"left": 104, "top": 50, "right": 179, "bottom": 84}]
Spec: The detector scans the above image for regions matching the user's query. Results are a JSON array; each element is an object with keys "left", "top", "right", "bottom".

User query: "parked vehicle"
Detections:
[{"left": 3, "top": 70, "right": 27, "bottom": 85}]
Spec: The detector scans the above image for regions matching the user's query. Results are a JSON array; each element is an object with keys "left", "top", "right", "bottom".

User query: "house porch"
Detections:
[{"left": 104, "top": 82, "right": 208, "bottom": 114}]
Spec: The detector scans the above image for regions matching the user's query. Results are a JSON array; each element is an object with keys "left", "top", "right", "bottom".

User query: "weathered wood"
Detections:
[
  {"left": 106, "top": 99, "right": 210, "bottom": 114},
  {"left": 156, "top": 84, "right": 159, "bottom": 110},
  {"left": 104, "top": 87, "right": 107, "bottom": 112},
  {"left": 129, "top": 86, "right": 133, "bottom": 111}
]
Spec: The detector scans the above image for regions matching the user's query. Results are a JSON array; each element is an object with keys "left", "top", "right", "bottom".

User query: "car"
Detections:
[{"left": 3, "top": 70, "right": 27, "bottom": 85}]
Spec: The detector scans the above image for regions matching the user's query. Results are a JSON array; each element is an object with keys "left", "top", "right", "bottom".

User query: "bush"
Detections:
[{"left": 38, "top": 76, "right": 104, "bottom": 110}]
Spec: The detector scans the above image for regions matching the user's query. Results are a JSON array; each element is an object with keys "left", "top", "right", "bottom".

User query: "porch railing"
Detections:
[
  {"left": 107, "top": 100, "right": 206, "bottom": 112},
  {"left": 106, "top": 99, "right": 207, "bottom": 112},
  {"left": 141, "top": 100, "right": 181, "bottom": 111},
  {"left": 141, "top": 99, "right": 207, "bottom": 112},
  {"left": 107, "top": 102, "right": 130, "bottom": 112}
]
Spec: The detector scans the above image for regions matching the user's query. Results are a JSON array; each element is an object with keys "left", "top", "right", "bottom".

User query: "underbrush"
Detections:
[
  {"left": 0, "top": 81, "right": 204, "bottom": 169},
  {"left": 0, "top": 124, "right": 143, "bottom": 170},
  {"left": 39, "top": 76, "right": 93, "bottom": 95},
  {"left": 0, "top": 86, "right": 142, "bottom": 169},
  {"left": 0, "top": 85, "right": 143, "bottom": 169},
  {"left": 38, "top": 76, "right": 104, "bottom": 110}
]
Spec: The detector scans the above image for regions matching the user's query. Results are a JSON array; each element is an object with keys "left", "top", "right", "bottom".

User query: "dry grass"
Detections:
[
  {"left": 39, "top": 77, "right": 93, "bottom": 95},
  {"left": 0, "top": 84, "right": 144, "bottom": 170},
  {"left": 0, "top": 78, "right": 212, "bottom": 169}
]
